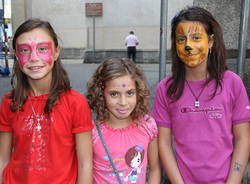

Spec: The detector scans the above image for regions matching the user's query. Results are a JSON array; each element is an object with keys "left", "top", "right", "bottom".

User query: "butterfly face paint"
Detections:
[
  {"left": 16, "top": 41, "right": 53, "bottom": 68},
  {"left": 176, "top": 21, "right": 210, "bottom": 67}
]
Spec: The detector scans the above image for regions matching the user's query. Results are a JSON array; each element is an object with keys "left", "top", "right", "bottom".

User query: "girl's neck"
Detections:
[
  {"left": 185, "top": 62, "right": 208, "bottom": 81},
  {"left": 28, "top": 78, "right": 52, "bottom": 96},
  {"left": 105, "top": 117, "right": 133, "bottom": 129}
]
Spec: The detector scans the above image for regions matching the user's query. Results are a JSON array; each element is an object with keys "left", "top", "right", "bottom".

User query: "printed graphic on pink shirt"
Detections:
[
  {"left": 18, "top": 113, "right": 53, "bottom": 172},
  {"left": 101, "top": 144, "right": 145, "bottom": 183},
  {"left": 124, "top": 144, "right": 144, "bottom": 183}
]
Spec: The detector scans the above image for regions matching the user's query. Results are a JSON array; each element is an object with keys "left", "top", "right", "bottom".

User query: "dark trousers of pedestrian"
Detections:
[{"left": 127, "top": 46, "right": 136, "bottom": 62}]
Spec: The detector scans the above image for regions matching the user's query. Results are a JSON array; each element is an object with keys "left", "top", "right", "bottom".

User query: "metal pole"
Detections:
[
  {"left": 237, "top": 0, "right": 249, "bottom": 78},
  {"left": 93, "top": 16, "right": 96, "bottom": 61},
  {"left": 159, "top": 2, "right": 169, "bottom": 184},
  {"left": 159, "top": 0, "right": 168, "bottom": 81},
  {"left": 1, "top": 0, "right": 4, "bottom": 27}
]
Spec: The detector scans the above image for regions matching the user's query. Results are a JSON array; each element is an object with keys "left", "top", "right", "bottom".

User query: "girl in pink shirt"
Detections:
[
  {"left": 152, "top": 6, "right": 250, "bottom": 184},
  {"left": 87, "top": 57, "right": 161, "bottom": 183}
]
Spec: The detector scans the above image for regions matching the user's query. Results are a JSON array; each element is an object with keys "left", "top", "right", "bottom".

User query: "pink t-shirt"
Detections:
[
  {"left": 92, "top": 115, "right": 158, "bottom": 184},
  {"left": 152, "top": 70, "right": 250, "bottom": 184}
]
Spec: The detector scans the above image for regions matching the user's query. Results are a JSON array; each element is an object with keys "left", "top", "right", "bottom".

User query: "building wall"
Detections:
[
  {"left": 11, "top": 0, "right": 194, "bottom": 50},
  {"left": 193, "top": 0, "right": 249, "bottom": 49},
  {"left": 10, "top": 0, "right": 250, "bottom": 56}
]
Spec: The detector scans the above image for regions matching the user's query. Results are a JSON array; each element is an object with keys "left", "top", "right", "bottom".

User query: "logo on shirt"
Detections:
[{"left": 181, "top": 106, "right": 224, "bottom": 119}]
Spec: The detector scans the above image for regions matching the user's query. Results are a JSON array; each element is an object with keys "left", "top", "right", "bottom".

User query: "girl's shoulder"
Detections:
[
  {"left": 91, "top": 121, "right": 108, "bottom": 144},
  {"left": 223, "top": 70, "right": 241, "bottom": 81},
  {"left": 155, "top": 75, "right": 173, "bottom": 93},
  {"left": 222, "top": 70, "right": 245, "bottom": 87},
  {"left": 1, "top": 92, "right": 12, "bottom": 105},
  {"left": 60, "top": 88, "right": 88, "bottom": 105},
  {"left": 158, "top": 75, "right": 172, "bottom": 86},
  {"left": 63, "top": 88, "right": 86, "bottom": 100},
  {"left": 137, "top": 115, "right": 158, "bottom": 141},
  {"left": 58, "top": 89, "right": 91, "bottom": 115}
]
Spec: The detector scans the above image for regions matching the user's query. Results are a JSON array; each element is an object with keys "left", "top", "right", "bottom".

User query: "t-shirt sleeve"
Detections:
[
  {"left": 91, "top": 122, "right": 100, "bottom": 145},
  {"left": 71, "top": 93, "right": 93, "bottom": 133},
  {"left": 0, "top": 96, "right": 13, "bottom": 132},
  {"left": 141, "top": 115, "right": 158, "bottom": 141},
  {"left": 231, "top": 75, "right": 250, "bottom": 124},
  {"left": 152, "top": 80, "right": 172, "bottom": 128}
]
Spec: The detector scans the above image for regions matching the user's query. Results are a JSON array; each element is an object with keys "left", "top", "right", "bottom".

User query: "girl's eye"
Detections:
[
  {"left": 177, "top": 38, "right": 186, "bottom": 44},
  {"left": 193, "top": 36, "right": 201, "bottom": 41},
  {"left": 37, "top": 47, "right": 48, "bottom": 53},
  {"left": 127, "top": 90, "right": 135, "bottom": 96},
  {"left": 110, "top": 92, "right": 118, "bottom": 97},
  {"left": 19, "top": 48, "right": 30, "bottom": 55}
]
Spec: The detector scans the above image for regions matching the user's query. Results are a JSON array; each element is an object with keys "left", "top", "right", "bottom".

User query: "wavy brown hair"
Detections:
[
  {"left": 8, "top": 18, "right": 70, "bottom": 114},
  {"left": 168, "top": 6, "right": 227, "bottom": 102},
  {"left": 87, "top": 57, "right": 150, "bottom": 122}
]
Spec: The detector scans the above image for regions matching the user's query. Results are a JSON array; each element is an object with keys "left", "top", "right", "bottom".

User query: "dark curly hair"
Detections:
[
  {"left": 87, "top": 57, "right": 150, "bottom": 122},
  {"left": 9, "top": 18, "right": 70, "bottom": 114},
  {"left": 168, "top": 6, "right": 227, "bottom": 102}
]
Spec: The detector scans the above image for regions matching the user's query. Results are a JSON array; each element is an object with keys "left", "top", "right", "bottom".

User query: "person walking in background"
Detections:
[
  {"left": 87, "top": 57, "right": 161, "bottom": 183},
  {"left": 152, "top": 6, "right": 250, "bottom": 184},
  {"left": 125, "top": 31, "right": 139, "bottom": 62},
  {"left": 0, "top": 18, "right": 93, "bottom": 184}
]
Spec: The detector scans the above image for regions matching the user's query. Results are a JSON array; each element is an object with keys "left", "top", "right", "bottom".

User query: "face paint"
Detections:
[
  {"left": 16, "top": 41, "right": 53, "bottom": 68},
  {"left": 16, "top": 43, "right": 31, "bottom": 68},
  {"left": 122, "top": 84, "right": 126, "bottom": 88},
  {"left": 176, "top": 21, "right": 210, "bottom": 67}
]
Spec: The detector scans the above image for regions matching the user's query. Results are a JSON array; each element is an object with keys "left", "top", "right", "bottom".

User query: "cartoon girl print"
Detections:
[{"left": 124, "top": 144, "right": 144, "bottom": 183}]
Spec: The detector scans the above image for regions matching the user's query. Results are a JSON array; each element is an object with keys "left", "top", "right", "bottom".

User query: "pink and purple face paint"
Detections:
[{"left": 16, "top": 41, "right": 53, "bottom": 68}]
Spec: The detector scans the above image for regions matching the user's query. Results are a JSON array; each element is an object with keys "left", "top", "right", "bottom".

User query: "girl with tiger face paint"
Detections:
[
  {"left": 175, "top": 21, "right": 214, "bottom": 68},
  {"left": 152, "top": 6, "right": 250, "bottom": 184}
]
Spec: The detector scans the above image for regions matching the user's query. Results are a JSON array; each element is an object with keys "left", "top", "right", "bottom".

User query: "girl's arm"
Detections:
[
  {"left": 75, "top": 131, "right": 93, "bottom": 184},
  {"left": 226, "top": 122, "right": 250, "bottom": 184},
  {"left": 158, "top": 127, "right": 184, "bottom": 184},
  {"left": 147, "top": 137, "right": 161, "bottom": 184},
  {"left": 0, "top": 132, "right": 12, "bottom": 184}
]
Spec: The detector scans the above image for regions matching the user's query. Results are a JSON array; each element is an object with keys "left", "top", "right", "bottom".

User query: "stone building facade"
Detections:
[{"left": 11, "top": 0, "right": 250, "bottom": 59}]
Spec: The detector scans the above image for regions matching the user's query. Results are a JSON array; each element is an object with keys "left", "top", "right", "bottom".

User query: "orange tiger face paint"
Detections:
[{"left": 175, "top": 21, "right": 213, "bottom": 67}]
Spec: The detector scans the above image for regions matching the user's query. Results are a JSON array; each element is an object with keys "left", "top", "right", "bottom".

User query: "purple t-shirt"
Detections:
[{"left": 152, "top": 70, "right": 250, "bottom": 184}]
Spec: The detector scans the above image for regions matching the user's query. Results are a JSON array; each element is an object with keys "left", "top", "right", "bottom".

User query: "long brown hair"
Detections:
[
  {"left": 168, "top": 6, "right": 227, "bottom": 102},
  {"left": 87, "top": 57, "right": 150, "bottom": 122},
  {"left": 9, "top": 18, "right": 70, "bottom": 114}
]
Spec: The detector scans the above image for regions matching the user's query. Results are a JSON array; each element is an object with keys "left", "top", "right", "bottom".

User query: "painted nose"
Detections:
[
  {"left": 185, "top": 46, "right": 192, "bottom": 51},
  {"left": 31, "top": 49, "right": 39, "bottom": 61}
]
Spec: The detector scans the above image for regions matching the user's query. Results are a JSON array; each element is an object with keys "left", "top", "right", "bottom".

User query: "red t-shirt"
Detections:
[{"left": 0, "top": 89, "right": 93, "bottom": 184}]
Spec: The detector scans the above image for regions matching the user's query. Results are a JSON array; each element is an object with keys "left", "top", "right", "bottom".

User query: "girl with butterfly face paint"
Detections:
[
  {"left": 0, "top": 19, "right": 93, "bottom": 184},
  {"left": 152, "top": 6, "right": 250, "bottom": 184}
]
